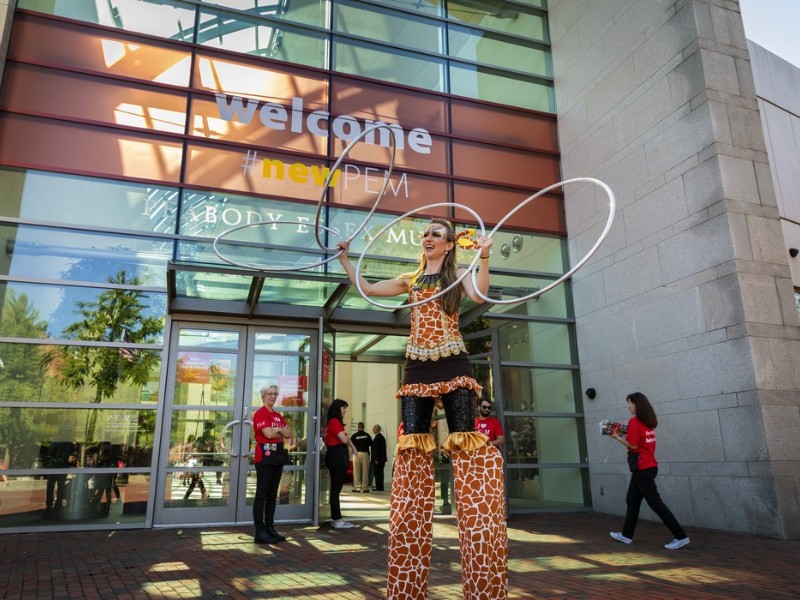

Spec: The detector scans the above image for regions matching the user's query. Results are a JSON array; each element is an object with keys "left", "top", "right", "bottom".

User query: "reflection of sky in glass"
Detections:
[{"left": 0, "top": 282, "right": 166, "bottom": 342}]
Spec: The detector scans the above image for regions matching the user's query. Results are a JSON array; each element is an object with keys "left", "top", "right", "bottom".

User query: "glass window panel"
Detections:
[
  {"left": 486, "top": 274, "right": 568, "bottom": 319},
  {"left": 0, "top": 406, "right": 156, "bottom": 470},
  {"left": 0, "top": 168, "right": 179, "bottom": 235},
  {"left": 172, "top": 353, "right": 237, "bottom": 407},
  {"left": 0, "top": 343, "right": 161, "bottom": 405},
  {"left": 452, "top": 139, "right": 561, "bottom": 189},
  {"left": 498, "top": 321, "right": 574, "bottom": 364},
  {"left": 251, "top": 353, "right": 309, "bottom": 408},
  {"left": 0, "top": 281, "right": 166, "bottom": 342},
  {"left": 507, "top": 467, "right": 588, "bottom": 510},
  {"left": 333, "top": 39, "right": 445, "bottom": 92},
  {"left": 449, "top": 26, "right": 550, "bottom": 76},
  {"left": 334, "top": 332, "right": 407, "bottom": 358},
  {"left": 0, "top": 115, "right": 184, "bottom": 186},
  {"left": 0, "top": 472, "right": 151, "bottom": 526},
  {"left": 500, "top": 366, "right": 579, "bottom": 412},
  {"left": 379, "top": 0, "right": 443, "bottom": 17},
  {"left": 506, "top": 416, "right": 582, "bottom": 464},
  {"left": 453, "top": 182, "right": 565, "bottom": 234},
  {"left": 447, "top": 1, "right": 547, "bottom": 41},
  {"left": 2, "top": 63, "right": 188, "bottom": 134},
  {"left": 450, "top": 97, "right": 558, "bottom": 152},
  {"left": 335, "top": 2, "right": 443, "bottom": 55},
  {"left": 450, "top": 64, "right": 555, "bottom": 112},
  {"left": 254, "top": 332, "right": 311, "bottom": 352},
  {"left": 198, "top": 9, "right": 326, "bottom": 68},
  {"left": 201, "top": 0, "right": 326, "bottom": 27},
  {"left": 0, "top": 224, "right": 171, "bottom": 288},
  {"left": 172, "top": 267, "right": 254, "bottom": 301},
  {"left": 178, "top": 328, "right": 240, "bottom": 350},
  {"left": 18, "top": 0, "right": 198, "bottom": 40},
  {"left": 10, "top": 11, "right": 192, "bottom": 86}
]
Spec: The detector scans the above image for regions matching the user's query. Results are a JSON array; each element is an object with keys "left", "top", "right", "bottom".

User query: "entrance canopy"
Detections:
[{"left": 167, "top": 261, "right": 492, "bottom": 360}]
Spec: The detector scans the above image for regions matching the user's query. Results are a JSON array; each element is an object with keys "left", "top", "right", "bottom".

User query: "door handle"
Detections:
[{"left": 221, "top": 419, "right": 240, "bottom": 457}]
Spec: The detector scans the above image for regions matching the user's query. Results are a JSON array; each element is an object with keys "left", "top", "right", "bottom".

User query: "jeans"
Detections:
[
  {"left": 253, "top": 461, "right": 284, "bottom": 527},
  {"left": 622, "top": 467, "right": 687, "bottom": 540}
]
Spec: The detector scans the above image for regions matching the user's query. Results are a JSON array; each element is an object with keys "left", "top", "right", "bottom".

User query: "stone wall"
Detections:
[{"left": 549, "top": 0, "right": 800, "bottom": 538}]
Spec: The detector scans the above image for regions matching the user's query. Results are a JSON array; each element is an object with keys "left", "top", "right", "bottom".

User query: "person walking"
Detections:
[
  {"left": 324, "top": 398, "right": 358, "bottom": 529},
  {"left": 371, "top": 424, "right": 388, "bottom": 492},
  {"left": 350, "top": 422, "right": 372, "bottom": 493},
  {"left": 337, "top": 218, "right": 507, "bottom": 599},
  {"left": 608, "top": 391, "right": 690, "bottom": 550},
  {"left": 252, "top": 384, "right": 291, "bottom": 544}
]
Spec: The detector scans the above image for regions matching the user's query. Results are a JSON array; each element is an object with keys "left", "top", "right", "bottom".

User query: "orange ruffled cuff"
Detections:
[
  {"left": 441, "top": 431, "right": 489, "bottom": 453},
  {"left": 396, "top": 433, "right": 436, "bottom": 453},
  {"left": 396, "top": 376, "right": 483, "bottom": 400}
]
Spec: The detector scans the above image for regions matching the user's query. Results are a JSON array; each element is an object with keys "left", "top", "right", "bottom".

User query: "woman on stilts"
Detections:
[{"left": 338, "top": 218, "right": 507, "bottom": 600}]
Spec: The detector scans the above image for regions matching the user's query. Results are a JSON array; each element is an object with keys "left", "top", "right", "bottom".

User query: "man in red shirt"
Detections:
[{"left": 475, "top": 400, "right": 505, "bottom": 448}]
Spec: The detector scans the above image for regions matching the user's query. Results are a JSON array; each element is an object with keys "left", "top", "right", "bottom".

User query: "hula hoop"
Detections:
[
  {"left": 353, "top": 202, "right": 486, "bottom": 311},
  {"left": 213, "top": 220, "right": 343, "bottom": 272},
  {"left": 312, "top": 123, "right": 397, "bottom": 251},
  {"left": 471, "top": 177, "right": 616, "bottom": 304}
]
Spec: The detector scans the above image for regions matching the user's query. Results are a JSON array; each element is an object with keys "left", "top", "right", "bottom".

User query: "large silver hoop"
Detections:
[{"left": 471, "top": 177, "right": 616, "bottom": 304}]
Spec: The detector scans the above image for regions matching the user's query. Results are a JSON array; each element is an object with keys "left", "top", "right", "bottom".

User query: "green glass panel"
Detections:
[
  {"left": 450, "top": 64, "right": 554, "bottom": 112},
  {"left": 0, "top": 168, "right": 178, "bottom": 235},
  {"left": 198, "top": 8, "right": 326, "bottom": 68},
  {"left": 334, "top": 332, "right": 407, "bottom": 358},
  {"left": 178, "top": 328, "right": 240, "bottom": 349},
  {"left": 500, "top": 366, "right": 578, "bottom": 412},
  {"left": 507, "top": 467, "right": 588, "bottom": 510},
  {"left": 334, "top": 39, "right": 445, "bottom": 91},
  {"left": 173, "top": 269, "right": 253, "bottom": 301},
  {"left": 0, "top": 224, "right": 171, "bottom": 287},
  {"left": 253, "top": 332, "right": 311, "bottom": 352},
  {"left": 449, "top": 25, "right": 550, "bottom": 75},
  {"left": 497, "top": 321, "right": 573, "bottom": 364},
  {"left": 18, "top": 0, "right": 196, "bottom": 40},
  {"left": 447, "top": 1, "right": 547, "bottom": 41},
  {"left": 506, "top": 416, "right": 581, "bottom": 463},
  {"left": 379, "top": 0, "right": 443, "bottom": 17},
  {"left": 257, "top": 277, "right": 339, "bottom": 306},
  {"left": 200, "top": 0, "right": 326, "bottom": 27},
  {"left": 335, "top": 1, "right": 443, "bottom": 54},
  {"left": 486, "top": 274, "right": 568, "bottom": 319}
]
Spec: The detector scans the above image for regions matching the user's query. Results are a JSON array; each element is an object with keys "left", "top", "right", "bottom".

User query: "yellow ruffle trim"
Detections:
[
  {"left": 396, "top": 376, "right": 483, "bottom": 400},
  {"left": 396, "top": 433, "right": 436, "bottom": 453},
  {"left": 441, "top": 431, "right": 489, "bottom": 453}
]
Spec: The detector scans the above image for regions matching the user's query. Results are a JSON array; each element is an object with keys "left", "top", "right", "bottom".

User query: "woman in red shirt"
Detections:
[
  {"left": 324, "top": 398, "right": 357, "bottom": 529},
  {"left": 609, "top": 392, "right": 690, "bottom": 550},
  {"left": 252, "top": 384, "right": 291, "bottom": 544}
]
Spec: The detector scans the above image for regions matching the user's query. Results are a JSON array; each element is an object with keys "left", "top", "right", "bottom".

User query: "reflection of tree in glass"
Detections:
[
  {"left": 46, "top": 271, "right": 163, "bottom": 442},
  {"left": 0, "top": 290, "right": 49, "bottom": 468}
]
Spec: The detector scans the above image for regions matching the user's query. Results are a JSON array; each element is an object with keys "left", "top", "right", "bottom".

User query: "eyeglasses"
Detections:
[
  {"left": 263, "top": 392, "right": 278, "bottom": 396},
  {"left": 480, "top": 406, "right": 491, "bottom": 410}
]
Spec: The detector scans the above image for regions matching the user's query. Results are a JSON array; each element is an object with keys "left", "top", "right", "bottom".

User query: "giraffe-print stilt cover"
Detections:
[
  {"left": 387, "top": 445, "right": 435, "bottom": 599},
  {"left": 452, "top": 443, "right": 508, "bottom": 599}
]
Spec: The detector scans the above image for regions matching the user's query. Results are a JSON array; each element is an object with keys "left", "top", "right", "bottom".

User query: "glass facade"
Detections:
[{"left": 0, "top": 0, "right": 590, "bottom": 531}]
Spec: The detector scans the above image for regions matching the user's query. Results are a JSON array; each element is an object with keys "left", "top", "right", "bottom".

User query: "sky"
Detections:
[{"left": 739, "top": 0, "right": 800, "bottom": 68}]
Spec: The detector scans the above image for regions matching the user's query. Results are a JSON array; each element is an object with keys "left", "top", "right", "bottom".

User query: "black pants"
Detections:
[
  {"left": 253, "top": 462, "right": 284, "bottom": 527},
  {"left": 622, "top": 467, "right": 687, "bottom": 539},
  {"left": 45, "top": 474, "right": 67, "bottom": 511},
  {"left": 183, "top": 474, "right": 206, "bottom": 499},
  {"left": 373, "top": 460, "right": 386, "bottom": 491},
  {"left": 325, "top": 445, "right": 348, "bottom": 520}
]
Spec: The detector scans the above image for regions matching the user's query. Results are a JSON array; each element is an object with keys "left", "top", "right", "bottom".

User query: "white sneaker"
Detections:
[
  {"left": 610, "top": 531, "right": 632, "bottom": 544},
  {"left": 331, "top": 519, "right": 355, "bottom": 529},
  {"left": 665, "top": 537, "right": 690, "bottom": 550}
]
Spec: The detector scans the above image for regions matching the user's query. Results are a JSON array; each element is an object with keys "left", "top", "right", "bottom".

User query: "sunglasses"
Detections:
[{"left": 480, "top": 405, "right": 491, "bottom": 410}]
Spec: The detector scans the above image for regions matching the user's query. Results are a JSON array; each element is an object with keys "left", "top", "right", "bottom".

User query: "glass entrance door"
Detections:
[{"left": 154, "top": 322, "right": 318, "bottom": 526}]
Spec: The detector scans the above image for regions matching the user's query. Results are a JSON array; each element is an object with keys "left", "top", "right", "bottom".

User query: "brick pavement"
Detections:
[{"left": 2, "top": 512, "right": 799, "bottom": 599}]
